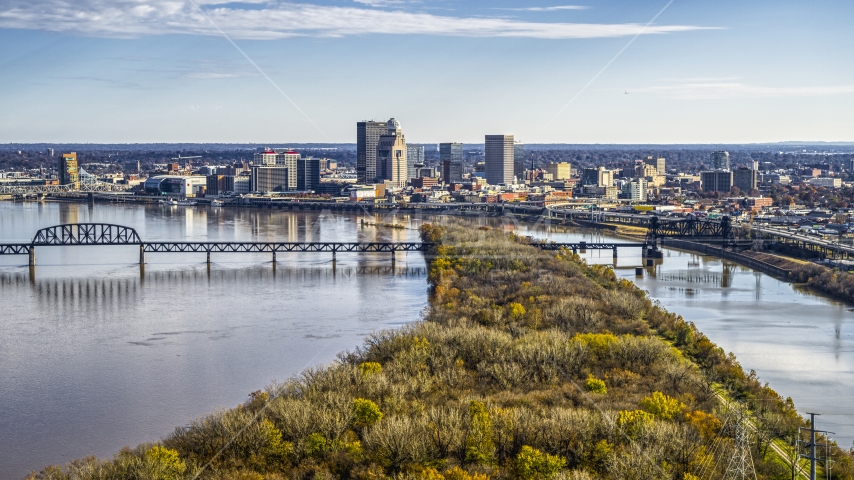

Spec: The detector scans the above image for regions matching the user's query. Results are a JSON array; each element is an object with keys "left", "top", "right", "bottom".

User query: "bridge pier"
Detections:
[
  {"left": 206, "top": 251, "right": 211, "bottom": 265},
  {"left": 28, "top": 247, "right": 35, "bottom": 267},
  {"left": 139, "top": 245, "right": 145, "bottom": 265},
  {"left": 391, "top": 249, "right": 396, "bottom": 267},
  {"left": 612, "top": 247, "right": 618, "bottom": 260},
  {"left": 272, "top": 251, "right": 277, "bottom": 264}
]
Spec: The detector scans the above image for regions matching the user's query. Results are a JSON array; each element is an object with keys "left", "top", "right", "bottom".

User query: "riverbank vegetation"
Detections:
[
  {"left": 790, "top": 262, "right": 854, "bottom": 303},
  {"left": 28, "top": 224, "right": 854, "bottom": 479}
]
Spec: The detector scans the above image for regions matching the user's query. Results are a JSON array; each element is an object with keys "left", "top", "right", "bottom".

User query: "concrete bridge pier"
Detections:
[
  {"left": 272, "top": 251, "right": 277, "bottom": 264},
  {"left": 139, "top": 245, "right": 145, "bottom": 265},
  {"left": 28, "top": 247, "right": 35, "bottom": 267},
  {"left": 206, "top": 251, "right": 211, "bottom": 265},
  {"left": 391, "top": 249, "right": 396, "bottom": 268}
]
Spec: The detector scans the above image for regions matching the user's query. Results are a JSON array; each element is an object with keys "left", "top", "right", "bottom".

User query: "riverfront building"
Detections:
[
  {"left": 58, "top": 152, "right": 79, "bottom": 186},
  {"left": 144, "top": 175, "right": 207, "bottom": 196},
  {"left": 485, "top": 134, "right": 515, "bottom": 185},
  {"left": 297, "top": 157, "right": 322, "bottom": 191},
  {"left": 251, "top": 166, "right": 289, "bottom": 193}
]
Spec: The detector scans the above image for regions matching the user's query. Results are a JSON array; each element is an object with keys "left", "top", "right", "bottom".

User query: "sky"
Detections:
[{"left": 0, "top": 0, "right": 852, "bottom": 144}]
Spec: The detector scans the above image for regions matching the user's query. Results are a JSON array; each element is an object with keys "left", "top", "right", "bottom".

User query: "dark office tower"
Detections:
[
  {"left": 485, "top": 135, "right": 514, "bottom": 185},
  {"left": 59, "top": 152, "right": 79, "bottom": 186},
  {"left": 298, "top": 157, "right": 321, "bottom": 192},
  {"left": 514, "top": 142, "right": 525, "bottom": 180},
  {"left": 701, "top": 170, "right": 734, "bottom": 193},
  {"left": 711, "top": 151, "right": 731, "bottom": 171},
  {"left": 733, "top": 168, "right": 757, "bottom": 193},
  {"left": 440, "top": 142, "right": 464, "bottom": 183},
  {"left": 357, "top": 120, "right": 387, "bottom": 184}
]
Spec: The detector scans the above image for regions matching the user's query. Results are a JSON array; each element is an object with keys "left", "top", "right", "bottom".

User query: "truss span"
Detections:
[
  {"left": 32, "top": 224, "right": 142, "bottom": 246},
  {"left": 0, "top": 183, "right": 128, "bottom": 195},
  {"left": 142, "top": 242, "right": 432, "bottom": 253}
]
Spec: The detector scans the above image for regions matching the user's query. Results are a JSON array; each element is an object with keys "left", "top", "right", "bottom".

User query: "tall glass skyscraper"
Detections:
[
  {"left": 440, "top": 142, "right": 463, "bottom": 183},
  {"left": 357, "top": 120, "right": 387, "bottom": 184}
]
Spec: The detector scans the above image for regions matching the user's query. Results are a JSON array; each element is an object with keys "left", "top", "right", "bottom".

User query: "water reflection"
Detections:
[{"left": 0, "top": 203, "right": 430, "bottom": 479}]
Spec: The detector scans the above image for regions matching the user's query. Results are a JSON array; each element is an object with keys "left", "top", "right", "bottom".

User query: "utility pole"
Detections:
[{"left": 799, "top": 413, "right": 833, "bottom": 480}]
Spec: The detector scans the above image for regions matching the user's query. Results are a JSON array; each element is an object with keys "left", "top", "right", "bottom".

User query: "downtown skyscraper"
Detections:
[
  {"left": 377, "top": 118, "right": 408, "bottom": 188},
  {"left": 440, "top": 142, "right": 463, "bottom": 184},
  {"left": 357, "top": 120, "right": 388, "bottom": 184},
  {"left": 485, "top": 135, "right": 515, "bottom": 185}
]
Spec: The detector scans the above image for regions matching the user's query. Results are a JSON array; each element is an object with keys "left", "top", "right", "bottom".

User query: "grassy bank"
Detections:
[{"left": 28, "top": 224, "right": 854, "bottom": 479}]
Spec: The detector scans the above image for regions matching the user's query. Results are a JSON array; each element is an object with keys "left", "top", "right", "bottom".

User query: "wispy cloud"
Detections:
[
  {"left": 500, "top": 5, "right": 589, "bottom": 11},
  {"left": 353, "top": 0, "right": 417, "bottom": 6},
  {"left": 636, "top": 81, "right": 854, "bottom": 99},
  {"left": 54, "top": 75, "right": 147, "bottom": 89},
  {"left": 0, "top": 0, "right": 713, "bottom": 39},
  {"left": 181, "top": 71, "right": 257, "bottom": 79}
]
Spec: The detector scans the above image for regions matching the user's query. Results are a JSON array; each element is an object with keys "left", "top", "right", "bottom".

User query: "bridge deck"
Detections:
[{"left": 0, "top": 241, "right": 649, "bottom": 255}]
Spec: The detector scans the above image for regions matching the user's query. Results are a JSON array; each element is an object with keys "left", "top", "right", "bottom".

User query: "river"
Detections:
[{"left": 0, "top": 203, "right": 852, "bottom": 478}]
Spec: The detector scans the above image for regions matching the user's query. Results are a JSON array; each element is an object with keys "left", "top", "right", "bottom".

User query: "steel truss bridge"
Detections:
[
  {"left": 0, "top": 182, "right": 128, "bottom": 195},
  {"left": 0, "top": 223, "right": 650, "bottom": 268},
  {"left": 546, "top": 206, "right": 737, "bottom": 248}
]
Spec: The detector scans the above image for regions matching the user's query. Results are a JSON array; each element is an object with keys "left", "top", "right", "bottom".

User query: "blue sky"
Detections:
[{"left": 0, "top": 0, "right": 852, "bottom": 143}]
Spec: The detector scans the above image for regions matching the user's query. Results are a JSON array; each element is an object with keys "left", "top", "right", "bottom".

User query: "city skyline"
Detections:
[{"left": 1, "top": 0, "right": 852, "bottom": 143}]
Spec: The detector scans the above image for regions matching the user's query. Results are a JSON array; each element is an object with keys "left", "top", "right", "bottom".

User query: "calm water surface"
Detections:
[
  {"left": 2, "top": 204, "right": 853, "bottom": 478},
  {"left": 517, "top": 221, "right": 854, "bottom": 449},
  {"left": 0, "top": 202, "right": 428, "bottom": 478}
]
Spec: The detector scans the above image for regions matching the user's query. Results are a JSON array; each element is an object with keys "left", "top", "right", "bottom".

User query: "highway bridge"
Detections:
[{"left": 0, "top": 223, "right": 649, "bottom": 269}]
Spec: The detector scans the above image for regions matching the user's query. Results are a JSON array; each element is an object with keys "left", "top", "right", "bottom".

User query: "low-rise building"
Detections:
[{"left": 809, "top": 177, "right": 842, "bottom": 188}]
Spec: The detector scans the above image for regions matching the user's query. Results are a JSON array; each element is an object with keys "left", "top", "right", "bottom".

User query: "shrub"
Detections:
[
  {"left": 685, "top": 410, "right": 722, "bottom": 439},
  {"left": 515, "top": 445, "right": 566, "bottom": 480},
  {"left": 640, "top": 392, "right": 685, "bottom": 420},
  {"left": 584, "top": 377, "right": 607, "bottom": 394},
  {"left": 508, "top": 302, "right": 526, "bottom": 319},
  {"left": 465, "top": 401, "right": 495, "bottom": 465},
  {"left": 444, "top": 466, "right": 490, "bottom": 480},
  {"left": 359, "top": 362, "right": 383, "bottom": 375},
  {"left": 353, "top": 398, "right": 384, "bottom": 429},
  {"left": 615, "top": 410, "right": 654, "bottom": 438}
]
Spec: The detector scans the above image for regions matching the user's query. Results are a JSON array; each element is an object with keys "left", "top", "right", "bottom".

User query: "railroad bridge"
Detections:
[{"left": 0, "top": 223, "right": 650, "bottom": 268}]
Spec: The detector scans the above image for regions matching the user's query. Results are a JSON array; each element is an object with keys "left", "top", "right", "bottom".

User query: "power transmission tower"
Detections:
[{"left": 724, "top": 407, "right": 758, "bottom": 480}]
